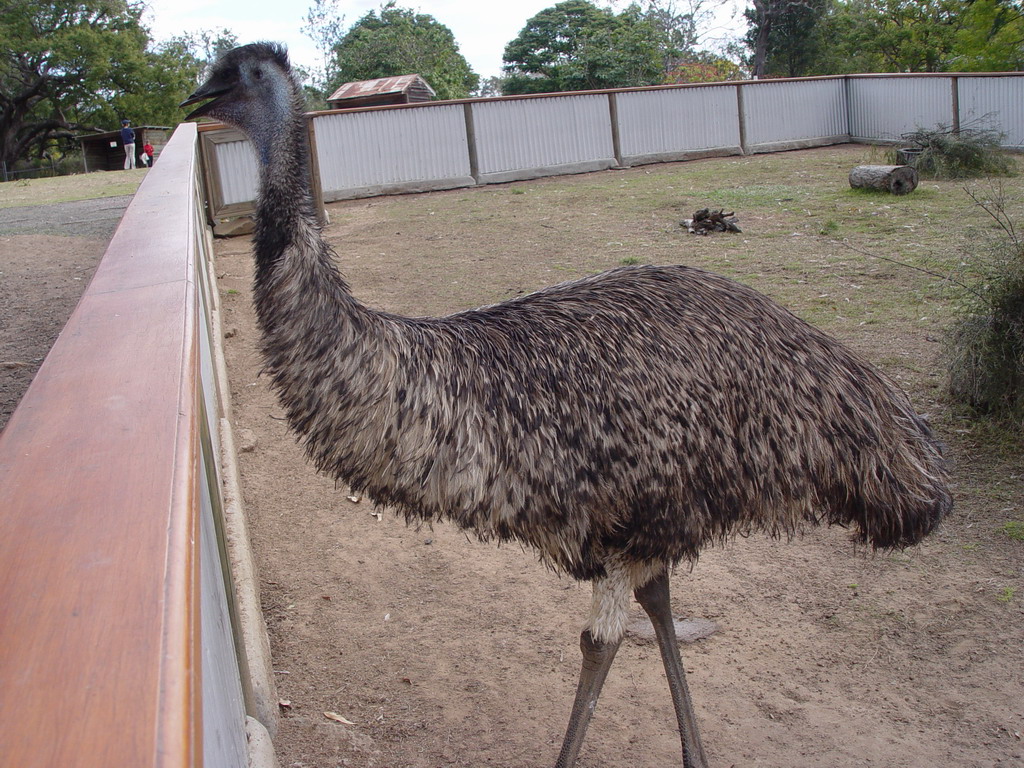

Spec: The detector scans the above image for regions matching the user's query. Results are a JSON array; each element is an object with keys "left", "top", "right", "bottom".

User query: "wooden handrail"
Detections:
[{"left": 0, "top": 122, "right": 202, "bottom": 767}]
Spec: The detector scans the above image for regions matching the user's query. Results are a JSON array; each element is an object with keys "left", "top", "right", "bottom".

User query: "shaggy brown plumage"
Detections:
[{"left": 183, "top": 43, "right": 950, "bottom": 768}]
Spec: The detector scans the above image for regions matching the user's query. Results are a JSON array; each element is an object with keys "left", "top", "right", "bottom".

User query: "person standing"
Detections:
[{"left": 120, "top": 119, "right": 136, "bottom": 170}]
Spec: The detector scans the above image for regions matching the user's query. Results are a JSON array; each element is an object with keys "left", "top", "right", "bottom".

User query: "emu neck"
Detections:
[
  {"left": 247, "top": 99, "right": 363, "bottom": 354},
  {"left": 252, "top": 108, "right": 316, "bottom": 275}
]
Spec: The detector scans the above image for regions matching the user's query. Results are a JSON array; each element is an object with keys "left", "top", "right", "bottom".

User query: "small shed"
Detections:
[
  {"left": 78, "top": 126, "right": 173, "bottom": 172},
  {"left": 326, "top": 75, "right": 435, "bottom": 109}
]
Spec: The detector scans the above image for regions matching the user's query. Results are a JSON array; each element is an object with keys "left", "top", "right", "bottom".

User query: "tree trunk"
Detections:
[
  {"left": 751, "top": 0, "right": 772, "bottom": 78},
  {"left": 848, "top": 165, "right": 919, "bottom": 195}
]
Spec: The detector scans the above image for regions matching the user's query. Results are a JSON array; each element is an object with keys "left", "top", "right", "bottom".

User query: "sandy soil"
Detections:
[{"left": 213, "top": 148, "right": 1023, "bottom": 768}]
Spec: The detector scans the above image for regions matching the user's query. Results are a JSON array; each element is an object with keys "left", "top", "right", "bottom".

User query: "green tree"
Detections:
[
  {"left": 665, "top": 51, "right": 744, "bottom": 82},
  {"left": 302, "top": 0, "right": 345, "bottom": 105},
  {"left": 329, "top": 2, "right": 478, "bottom": 100},
  {"left": 0, "top": 0, "right": 208, "bottom": 167},
  {"left": 502, "top": 0, "right": 663, "bottom": 94},
  {"left": 642, "top": 0, "right": 727, "bottom": 71},
  {"left": 475, "top": 76, "right": 506, "bottom": 97},
  {"left": 827, "top": 0, "right": 967, "bottom": 73},
  {"left": 956, "top": 0, "right": 1024, "bottom": 70},
  {"left": 744, "top": 0, "right": 833, "bottom": 78}
]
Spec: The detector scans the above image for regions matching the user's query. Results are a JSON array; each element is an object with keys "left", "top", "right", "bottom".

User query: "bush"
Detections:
[
  {"left": 890, "top": 124, "right": 1015, "bottom": 180},
  {"left": 946, "top": 186, "right": 1024, "bottom": 421}
]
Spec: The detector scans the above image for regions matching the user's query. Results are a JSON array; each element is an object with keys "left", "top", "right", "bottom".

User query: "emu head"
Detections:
[{"left": 181, "top": 42, "right": 302, "bottom": 160}]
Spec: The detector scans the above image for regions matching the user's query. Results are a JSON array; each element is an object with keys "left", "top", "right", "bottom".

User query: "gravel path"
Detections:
[{"left": 0, "top": 195, "right": 132, "bottom": 238}]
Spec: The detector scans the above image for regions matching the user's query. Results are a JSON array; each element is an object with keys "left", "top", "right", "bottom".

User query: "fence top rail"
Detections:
[{"left": 0, "top": 122, "right": 201, "bottom": 767}]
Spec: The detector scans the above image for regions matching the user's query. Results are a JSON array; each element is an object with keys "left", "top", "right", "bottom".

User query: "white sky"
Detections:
[{"left": 143, "top": 0, "right": 747, "bottom": 82}]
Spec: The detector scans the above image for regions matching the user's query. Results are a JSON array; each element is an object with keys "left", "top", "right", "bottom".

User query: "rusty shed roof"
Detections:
[{"left": 327, "top": 74, "right": 436, "bottom": 103}]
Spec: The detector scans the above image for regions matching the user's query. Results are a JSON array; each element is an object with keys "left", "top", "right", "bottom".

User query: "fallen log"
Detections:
[{"left": 848, "top": 164, "right": 919, "bottom": 195}]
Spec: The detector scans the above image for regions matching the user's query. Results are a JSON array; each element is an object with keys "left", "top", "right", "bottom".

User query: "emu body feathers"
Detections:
[{"left": 264, "top": 254, "right": 947, "bottom": 582}]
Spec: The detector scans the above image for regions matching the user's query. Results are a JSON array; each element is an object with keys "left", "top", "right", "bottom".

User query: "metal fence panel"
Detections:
[
  {"left": 959, "top": 76, "right": 1024, "bottom": 148},
  {"left": 472, "top": 95, "right": 615, "bottom": 180},
  {"left": 616, "top": 86, "right": 740, "bottom": 163},
  {"left": 314, "top": 105, "right": 472, "bottom": 199},
  {"left": 212, "top": 137, "right": 259, "bottom": 206},
  {"left": 848, "top": 76, "right": 953, "bottom": 142},
  {"left": 742, "top": 79, "right": 848, "bottom": 150}
]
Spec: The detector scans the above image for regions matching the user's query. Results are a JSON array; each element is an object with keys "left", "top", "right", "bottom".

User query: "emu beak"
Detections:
[{"left": 180, "top": 84, "right": 232, "bottom": 121}]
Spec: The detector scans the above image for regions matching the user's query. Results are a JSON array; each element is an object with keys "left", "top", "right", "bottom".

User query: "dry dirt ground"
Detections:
[
  {"left": 2, "top": 151, "right": 1021, "bottom": 768},
  {"left": 0, "top": 193, "right": 136, "bottom": 428},
  {"left": 213, "top": 146, "right": 1023, "bottom": 768}
]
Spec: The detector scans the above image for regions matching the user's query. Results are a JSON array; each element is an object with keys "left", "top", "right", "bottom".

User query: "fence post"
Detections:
[
  {"left": 607, "top": 92, "right": 623, "bottom": 167},
  {"left": 951, "top": 76, "right": 961, "bottom": 134},
  {"left": 736, "top": 83, "right": 748, "bottom": 155},
  {"left": 843, "top": 76, "right": 853, "bottom": 141},
  {"left": 306, "top": 117, "right": 328, "bottom": 226},
  {"left": 463, "top": 102, "right": 481, "bottom": 184}
]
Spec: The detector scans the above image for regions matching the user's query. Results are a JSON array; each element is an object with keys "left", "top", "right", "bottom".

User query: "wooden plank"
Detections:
[{"left": 0, "top": 122, "right": 202, "bottom": 767}]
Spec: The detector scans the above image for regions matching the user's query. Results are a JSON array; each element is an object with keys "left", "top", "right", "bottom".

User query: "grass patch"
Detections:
[
  {"left": 998, "top": 521, "right": 1024, "bottom": 541},
  {"left": 0, "top": 168, "right": 147, "bottom": 208}
]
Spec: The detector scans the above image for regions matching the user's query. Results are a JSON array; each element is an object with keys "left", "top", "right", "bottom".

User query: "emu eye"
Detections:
[{"left": 254, "top": 68, "right": 263, "bottom": 80}]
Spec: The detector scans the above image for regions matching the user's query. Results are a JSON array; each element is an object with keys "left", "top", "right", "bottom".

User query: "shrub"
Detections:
[
  {"left": 890, "top": 124, "right": 1015, "bottom": 180},
  {"left": 945, "top": 186, "right": 1024, "bottom": 421}
]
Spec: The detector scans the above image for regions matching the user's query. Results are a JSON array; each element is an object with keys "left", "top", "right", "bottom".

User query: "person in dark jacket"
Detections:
[{"left": 120, "top": 119, "right": 136, "bottom": 170}]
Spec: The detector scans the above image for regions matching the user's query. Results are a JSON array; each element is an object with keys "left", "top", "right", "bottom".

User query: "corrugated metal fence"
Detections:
[{"left": 198, "top": 72, "right": 1024, "bottom": 229}]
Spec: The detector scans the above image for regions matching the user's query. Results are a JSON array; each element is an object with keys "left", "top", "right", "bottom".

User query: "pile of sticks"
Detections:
[{"left": 683, "top": 208, "right": 742, "bottom": 235}]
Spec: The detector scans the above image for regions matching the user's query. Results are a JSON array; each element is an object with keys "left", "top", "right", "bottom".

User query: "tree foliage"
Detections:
[
  {"left": 829, "top": 0, "right": 966, "bottom": 73},
  {"left": 955, "top": 0, "right": 1024, "bottom": 71},
  {"left": 745, "top": 0, "right": 1024, "bottom": 77},
  {"left": 665, "top": 52, "right": 744, "bottom": 83},
  {"left": 744, "top": 0, "right": 831, "bottom": 77},
  {"left": 329, "top": 2, "right": 478, "bottom": 100},
  {"left": 302, "top": 0, "right": 345, "bottom": 106},
  {"left": 0, "top": 0, "right": 213, "bottom": 167},
  {"left": 502, "top": 1, "right": 663, "bottom": 94}
]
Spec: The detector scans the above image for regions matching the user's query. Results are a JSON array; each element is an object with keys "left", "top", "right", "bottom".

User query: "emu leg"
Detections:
[
  {"left": 554, "top": 629, "right": 622, "bottom": 768},
  {"left": 634, "top": 571, "right": 709, "bottom": 768}
]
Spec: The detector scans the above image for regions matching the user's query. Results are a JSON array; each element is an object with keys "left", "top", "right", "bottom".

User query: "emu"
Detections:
[{"left": 183, "top": 43, "right": 950, "bottom": 768}]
